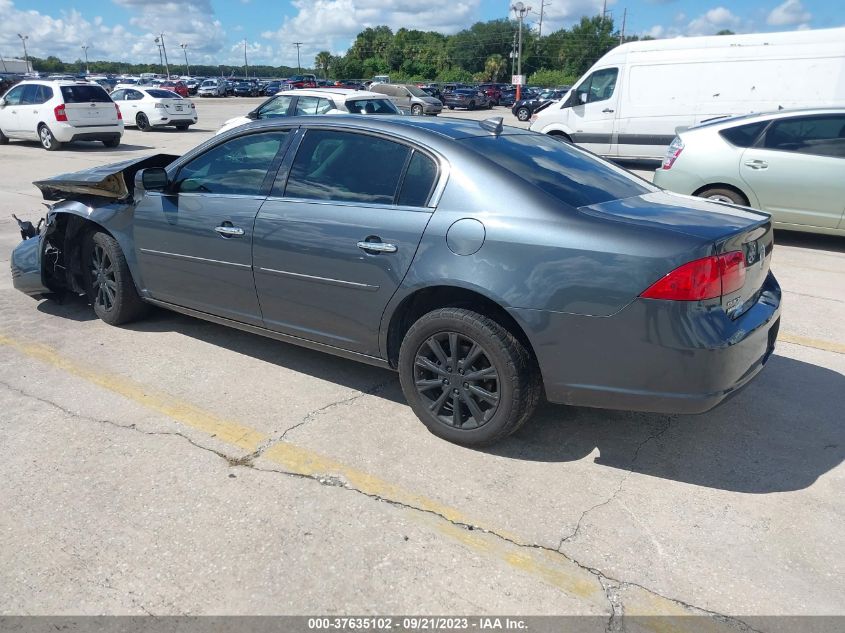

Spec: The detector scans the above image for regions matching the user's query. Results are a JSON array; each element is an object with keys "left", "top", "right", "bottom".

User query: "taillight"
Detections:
[
  {"left": 54, "top": 105, "right": 68, "bottom": 122},
  {"left": 114, "top": 103, "right": 122, "bottom": 120},
  {"left": 641, "top": 251, "right": 746, "bottom": 301},
  {"left": 661, "top": 136, "right": 684, "bottom": 170},
  {"left": 191, "top": 102, "right": 196, "bottom": 109}
]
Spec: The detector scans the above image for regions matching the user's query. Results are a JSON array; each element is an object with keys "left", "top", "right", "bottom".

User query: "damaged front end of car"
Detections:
[{"left": 9, "top": 154, "right": 177, "bottom": 299}]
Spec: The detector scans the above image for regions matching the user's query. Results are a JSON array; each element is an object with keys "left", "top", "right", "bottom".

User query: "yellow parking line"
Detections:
[
  {"left": 0, "top": 332, "right": 747, "bottom": 624},
  {"left": 779, "top": 332, "right": 845, "bottom": 355}
]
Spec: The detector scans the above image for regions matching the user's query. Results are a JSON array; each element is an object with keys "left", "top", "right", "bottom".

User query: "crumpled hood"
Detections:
[{"left": 33, "top": 154, "right": 179, "bottom": 201}]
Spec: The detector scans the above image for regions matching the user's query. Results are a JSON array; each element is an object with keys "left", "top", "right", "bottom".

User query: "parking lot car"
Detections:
[
  {"left": 264, "top": 81, "right": 283, "bottom": 96},
  {"left": 369, "top": 83, "right": 443, "bottom": 115},
  {"left": 111, "top": 87, "right": 197, "bottom": 131},
  {"left": 512, "top": 89, "right": 566, "bottom": 122},
  {"left": 443, "top": 88, "right": 492, "bottom": 111},
  {"left": 159, "top": 80, "right": 189, "bottom": 98},
  {"left": 478, "top": 83, "right": 509, "bottom": 106},
  {"left": 198, "top": 79, "right": 226, "bottom": 97},
  {"left": 216, "top": 89, "right": 400, "bottom": 134},
  {"left": 284, "top": 74, "right": 318, "bottom": 89},
  {"left": 654, "top": 109, "right": 845, "bottom": 236},
  {"left": 0, "top": 79, "right": 123, "bottom": 150},
  {"left": 233, "top": 81, "right": 260, "bottom": 97},
  {"left": 498, "top": 88, "right": 517, "bottom": 107},
  {"left": 10, "top": 116, "right": 781, "bottom": 446}
]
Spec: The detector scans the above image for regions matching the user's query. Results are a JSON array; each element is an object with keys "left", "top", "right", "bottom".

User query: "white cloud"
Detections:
[
  {"left": 260, "top": 0, "right": 483, "bottom": 67},
  {"left": 766, "top": 0, "right": 811, "bottom": 27},
  {"left": 686, "top": 6, "right": 742, "bottom": 35}
]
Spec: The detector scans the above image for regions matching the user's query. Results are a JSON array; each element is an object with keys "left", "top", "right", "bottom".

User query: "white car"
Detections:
[
  {"left": 111, "top": 87, "right": 197, "bottom": 131},
  {"left": 216, "top": 88, "right": 400, "bottom": 135},
  {"left": 653, "top": 108, "right": 845, "bottom": 236},
  {"left": 0, "top": 79, "right": 123, "bottom": 150}
]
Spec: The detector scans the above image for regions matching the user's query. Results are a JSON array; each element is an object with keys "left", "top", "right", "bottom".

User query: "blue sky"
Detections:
[{"left": 1, "top": 0, "right": 840, "bottom": 68}]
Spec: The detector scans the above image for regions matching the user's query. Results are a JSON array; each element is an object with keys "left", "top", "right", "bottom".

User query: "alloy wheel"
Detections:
[
  {"left": 40, "top": 127, "right": 52, "bottom": 148},
  {"left": 413, "top": 331, "right": 500, "bottom": 430},
  {"left": 90, "top": 244, "right": 117, "bottom": 312}
]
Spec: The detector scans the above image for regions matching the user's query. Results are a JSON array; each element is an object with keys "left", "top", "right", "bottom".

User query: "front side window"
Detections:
[
  {"left": 176, "top": 131, "right": 289, "bottom": 196},
  {"left": 3, "top": 85, "right": 25, "bottom": 105},
  {"left": 294, "top": 96, "right": 333, "bottom": 115},
  {"left": 574, "top": 68, "right": 618, "bottom": 105},
  {"left": 763, "top": 115, "right": 845, "bottom": 158},
  {"left": 20, "top": 85, "right": 47, "bottom": 105},
  {"left": 258, "top": 95, "right": 293, "bottom": 118},
  {"left": 284, "top": 130, "right": 411, "bottom": 205}
]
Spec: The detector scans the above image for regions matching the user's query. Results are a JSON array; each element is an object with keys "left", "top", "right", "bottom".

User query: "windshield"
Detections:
[
  {"left": 406, "top": 86, "right": 428, "bottom": 98},
  {"left": 460, "top": 133, "right": 657, "bottom": 208}
]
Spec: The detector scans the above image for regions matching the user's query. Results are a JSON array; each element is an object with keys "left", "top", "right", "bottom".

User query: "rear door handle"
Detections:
[
  {"left": 744, "top": 160, "right": 768, "bottom": 170},
  {"left": 357, "top": 240, "right": 397, "bottom": 253},
  {"left": 215, "top": 225, "right": 245, "bottom": 238},
  {"left": 602, "top": 108, "right": 614, "bottom": 113}
]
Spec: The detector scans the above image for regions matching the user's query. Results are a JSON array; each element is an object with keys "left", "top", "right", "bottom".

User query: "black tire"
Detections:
[
  {"left": 486, "top": 102, "right": 493, "bottom": 109},
  {"left": 447, "top": 105, "right": 454, "bottom": 110},
  {"left": 516, "top": 107, "right": 531, "bottom": 121},
  {"left": 398, "top": 308, "right": 541, "bottom": 446},
  {"left": 102, "top": 136, "right": 120, "bottom": 148},
  {"left": 83, "top": 231, "right": 149, "bottom": 326},
  {"left": 467, "top": 101, "right": 475, "bottom": 111},
  {"left": 175, "top": 123, "right": 190, "bottom": 131},
  {"left": 38, "top": 124, "right": 62, "bottom": 151},
  {"left": 0, "top": 126, "right": 8, "bottom": 144},
  {"left": 136, "top": 113, "right": 152, "bottom": 132},
  {"left": 411, "top": 104, "right": 423, "bottom": 116},
  {"left": 696, "top": 187, "right": 747, "bottom": 206}
]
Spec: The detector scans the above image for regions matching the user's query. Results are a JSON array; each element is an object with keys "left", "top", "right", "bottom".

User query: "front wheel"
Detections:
[
  {"left": 39, "top": 125, "right": 62, "bottom": 151},
  {"left": 411, "top": 104, "right": 423, "bottom": 116},
  {"left": 83, "top": 231, "right": 149, "bottom": 326},
  {"left": 136, "top": 113, "right": 152, "bottom": 132},
  {"left": 516, "top": 107, "right": 530, "bottom": 121},
  {"left": 467, "top": 101, "right": 475, "bottom": 111},
  {"left": 398, "top": 308, "right": 541, "bottom": 446}
]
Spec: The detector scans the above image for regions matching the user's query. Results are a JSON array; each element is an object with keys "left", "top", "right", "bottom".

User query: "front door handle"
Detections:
[
  {"left": 215, "top": 225, "right": 245, "bottom": 238},
  {"left": 602, "top": 108, "right": 614, "bottom": 113},
  {"left": 357, "top": 240, "right": 397, "bottom": 253},
  {"left": 744, "top": 160, "right": 768, "bottom": 170}
]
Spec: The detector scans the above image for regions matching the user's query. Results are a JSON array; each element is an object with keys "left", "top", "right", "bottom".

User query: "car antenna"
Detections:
[{"left": 479, "top": 116, "right": 504, "bottom": 136}]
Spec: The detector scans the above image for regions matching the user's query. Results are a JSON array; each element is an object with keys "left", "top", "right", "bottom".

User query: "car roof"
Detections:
[
  {"left": 232, "top": 114, "right": 530, "bottom": 142},
  {"left": 16, "top": 79, "right": 98, "bottom": 87},
  {"left": 292, "top": 88, "right": 386, "bottom": 100},
  {"left": 687, "top": 107, "right": 845, "bottom": 133}
]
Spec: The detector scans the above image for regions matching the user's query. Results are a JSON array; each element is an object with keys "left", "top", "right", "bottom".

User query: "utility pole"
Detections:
[
  {"left": 602, "top": 0, "right": 607, "bottom": 20},
  {"left": 0, "top": 53, "right": 7, "bottom": 73},
  {"left": 243, "top": 39, "right": 249, "bottom": 78},
  {"left": 293, "top": 42, "right": 303, "bottom": 73},
  {"left": 180, "top": 43, "right": 190, "bottom": 76},
  {"left": 536, "top": 0, "right": 551, "bottom": 38},
  {"left": 159, "top": 33, "right": 170, "bottom": 79},
  {"left": 17, "top": 34, "right": 29, "bottom": 73},
  {"left": 511, "top": 2, "right": 530, "bottom": 101},
  {"left": 81, "top": 45, "right": 90, "bottom": 75},
  {"left": 510, "top": 31, "right": 517, "bottom": 77},
  {"left": 619, "top": 8, "right": 627, "bottom": 45}
]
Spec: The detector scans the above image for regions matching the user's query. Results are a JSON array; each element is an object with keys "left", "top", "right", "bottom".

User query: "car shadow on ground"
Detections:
[
  {"left": 774, "top": 229, "right": 845, "bottom": 253},
  {"left": 38, "top": 296, "right": 844, "bottom": 494}
]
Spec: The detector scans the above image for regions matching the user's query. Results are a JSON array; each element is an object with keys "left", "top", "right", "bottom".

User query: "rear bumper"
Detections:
[
  {"left": 53, "top": 122, "right": 123, "bottom": 143},
  {"left": 510, "top": 272, "right": 782, "bottom": 414}
]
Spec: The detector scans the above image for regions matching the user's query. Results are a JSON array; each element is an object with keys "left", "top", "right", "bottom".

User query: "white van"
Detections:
[{"left": 529, "top": 27, "right": 845, "bottom": 160}]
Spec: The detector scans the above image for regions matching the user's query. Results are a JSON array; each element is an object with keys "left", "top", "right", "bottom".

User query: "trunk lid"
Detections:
[
  {"left": 581, "top": 191, "right": 773, "bottom": 316},
  {"left": 59, "top": 84, "right": 118, "bottom": 126}
]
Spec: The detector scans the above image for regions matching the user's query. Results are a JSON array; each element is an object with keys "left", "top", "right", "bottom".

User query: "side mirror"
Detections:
[
  {"left": 139, "top": 167, "right": 169, "bottom": 192},
  {"left": 246, "top": 110, "right": 259, "bottom": 120},
  {"left": 578, "top": 92, "right": 588, "bottom": 105}
]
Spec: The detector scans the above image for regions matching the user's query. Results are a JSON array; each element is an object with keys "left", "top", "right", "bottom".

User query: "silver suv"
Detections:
[
  {"left": 198, "top": 79, "right": 226, "bottom": 97},
  {"left": 369, "top": 83, "right": 442, "bottom": 116}
]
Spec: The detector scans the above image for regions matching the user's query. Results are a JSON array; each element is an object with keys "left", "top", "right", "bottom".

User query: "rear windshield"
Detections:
[
  {"left": 60, "top": 85, "right": 112, "bottom": 103},
  {"left": 460, "top": 133, "right": 656, "bottom": 208},
  {"left": 146, "top": 89, "right": 180, "bottom": 99}
]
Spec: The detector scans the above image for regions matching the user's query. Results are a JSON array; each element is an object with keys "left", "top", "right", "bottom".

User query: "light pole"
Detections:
[
  {"left": 293, "top": 42, "right": 303, "bottom": 74},
  {"left": 243, "top": 39, "right": 249, "bottom": 78},
  {"left": 17, "top": 34, "right": 29, "bottom": 73},
  {"left": 81, "top": 45, "right": 90, "bottom": 75},
  {"left": 511, "top": 2, "right": 531, "bottom": 101},
  {"left": 154, "top": 38, "right": 164, "bottom": 74},
  {"left": 180, "top": 43, "right": 190, "bottom": 76},
  {"left": 156, "top": 33, "right": 170, "bottom": 79}
]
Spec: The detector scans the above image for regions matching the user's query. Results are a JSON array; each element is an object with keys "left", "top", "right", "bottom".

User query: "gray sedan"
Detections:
[{"left": 10, "top": 116, "right": 781, "bottom": 446}]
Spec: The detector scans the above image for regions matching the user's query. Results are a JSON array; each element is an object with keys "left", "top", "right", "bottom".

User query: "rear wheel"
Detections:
[
  {"left": 696, "top": 187, "right": 747, "bottom": 206},
  {"left": 398, "top": 308, "right": 541, "bottom": 446},
  {"left": 83, "top": 231, "right": 149, "bottom": 326},
  {"left": 411, "top": 104, "right": 423, "bottom": 116},
  {"left": 102, "top": 136, "right": 120, "bottom": 148},
  {"left": 136, "top": 113, "right": 152, "bottom": 132},
  {"left": 38, "top": 125, "right": 62, "bottom": 151},
  {"left": 175, "top": 123, "right": 190, "bottom": 130},
  {"left": 516, "top": 107, "right": 531, "bottom": 121},
  {"left": 467, "top": 101, "right": 475, "bottom": 111}
]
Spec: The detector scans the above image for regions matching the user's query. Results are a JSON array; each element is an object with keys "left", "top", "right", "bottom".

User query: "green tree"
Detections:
[
  {"left": 557, "top": 16, "right": 617, "bottom": 78},
  {"left": 483, "top": 54, "right": 506, "bottom": 81},
  {"left": 314, "top": 51, "right": 332, "bottom": 78},
  {"left": 716, "top": 29, "right": 735, "bottom": 35}
]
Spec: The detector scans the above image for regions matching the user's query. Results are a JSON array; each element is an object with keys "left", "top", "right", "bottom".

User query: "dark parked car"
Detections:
[
  {"left": 233, "top": 81, "right": 260, "bottom": 97},
  {"left": 477, "top": 83, "right": 510, "bottom": 106},
  {"left": 264, "top": 81, "right": 282, "bottom": 96},
  {"left": 512, "top": 88, "right": 567, "bottom": 121},
  {"left": 498, "top": 88, "right": 517, "bottom": 107},
  {"left": 11, "top": 116, "right": 781, "bottom": 446},
  {"left": 443, "top": 89, "right": 492, "bottom": 111}
]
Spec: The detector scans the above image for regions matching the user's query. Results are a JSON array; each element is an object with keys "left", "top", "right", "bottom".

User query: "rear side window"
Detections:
[
  {"left": 21, "top": 84, "right": 52, "bottom": 105},
  {"left": 763, "top": 115, "right": 845, "bottom": 158},
  {"left": 345, "top": 98, "right": 398, "bottom": 114},
  {"left": 720, "top": 121, "right": 767, "bottom": 147},
  {"left": 284, "top": 130, "right": 410, "bottom": 205},
  {"left": 398, "top": 151, "right": 438, "bottom": 207},
  {"left": 295, "top": 96, "right": 333, "bottom": 115},
  {"left": 60, "top": 85, "right": 112, "bottom": 103},
  {"left": 461, "top": 133, "right": 656, "bottom": 208}
]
